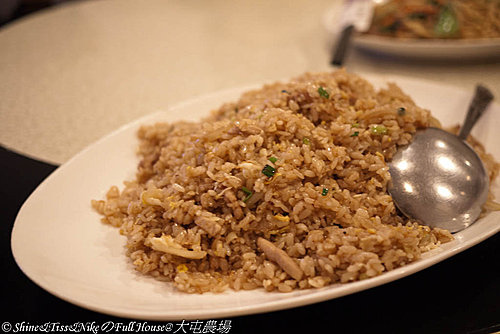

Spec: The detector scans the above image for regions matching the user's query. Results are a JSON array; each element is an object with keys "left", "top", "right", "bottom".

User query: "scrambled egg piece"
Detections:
[{"left": 149, "top": 235, "right": 207, "bottom": 259}]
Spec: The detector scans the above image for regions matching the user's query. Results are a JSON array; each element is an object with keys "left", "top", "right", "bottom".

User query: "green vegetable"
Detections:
[
  {"left": 241, "top": 186, "right": 252, "bottom": 195},
  {"left": 241, "top": 186, "right": 253, "bottom": 202},
  {"left": 318, "top": 87, "right": 330, "bottom": 99},
  {"left": 352, "top": 122, "right": 360, "bottom": 128},
  {"left": 397, "top": 107, "right": 406, "bottom": 116},
  {"left": 303, "top": 137, "right": 310, "bottom": 145},
  {"left": 321, "top": 188, "right": 329, "bottom": 196},
  {"left": 262, "top": 164, "right": 276, "bottom": 178},
  {"left": 351, "top": 131, "right": 359, "bottom": 137},
  {"left": 371, "top": 125, "right": 388, "bottom": 135},
  {"left": 434, "top": 5, "right": 459, "bottom": 38},
  {"left": 268, "top": 156, "right": 277, "bottom": 163},
  {"left": 281, "top": 89, "right": 289, "bottom": 94}
]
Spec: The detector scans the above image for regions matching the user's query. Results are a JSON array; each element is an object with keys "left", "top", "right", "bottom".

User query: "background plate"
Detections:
[{"left": 323, "top": 5, "right": 500, "bottom": 60}]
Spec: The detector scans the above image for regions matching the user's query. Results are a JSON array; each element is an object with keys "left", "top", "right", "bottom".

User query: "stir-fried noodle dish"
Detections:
[
  {"left": 92, "top": 70, "right": 499, "bottom": 293},
  {"left": 367, "top": 0, "right": 500, "bottom": 39}
]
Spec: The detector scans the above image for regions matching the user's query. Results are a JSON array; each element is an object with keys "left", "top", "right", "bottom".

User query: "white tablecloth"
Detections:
[{"left": 1, "top": 0, "right": 499, "bottom": 164}]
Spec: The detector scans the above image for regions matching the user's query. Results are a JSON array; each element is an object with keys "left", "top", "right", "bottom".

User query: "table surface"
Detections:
[
  {"left": 1, "top": 0, "right": 499, "bottom": 165},
  {"left": 1, "top": 0, "right": 499, "bottom": 332}
]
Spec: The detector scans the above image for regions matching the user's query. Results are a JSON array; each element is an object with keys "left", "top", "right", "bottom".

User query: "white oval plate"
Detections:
[
  {"left": 11, "top": 74, "right": 500, "bottom": 320},
  {"left": 323, "top": 5, "right": 500, "bottom": 60}
]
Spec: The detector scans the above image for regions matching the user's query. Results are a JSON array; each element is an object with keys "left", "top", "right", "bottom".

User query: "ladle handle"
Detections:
[{"left": 458, "top": 85, "right": 494, "bottom": 141}]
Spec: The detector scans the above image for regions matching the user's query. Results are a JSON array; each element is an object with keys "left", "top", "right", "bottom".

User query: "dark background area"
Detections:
[
  {"left": 1, "top": 1, "right": 499, "bottom": 333},
  {"left": 0, "top": 0, "right": 77, "bottom": 27}
]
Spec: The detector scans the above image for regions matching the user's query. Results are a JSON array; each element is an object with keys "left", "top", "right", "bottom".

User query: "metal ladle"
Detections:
[{"left": 388, "top": 85, "right": 494, "bottom": 233}]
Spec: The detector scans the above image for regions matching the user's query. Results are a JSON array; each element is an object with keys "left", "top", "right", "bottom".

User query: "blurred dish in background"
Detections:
[
  {"left": 324, "top": 0, "right": 500, "bottom": 60},
  {"left": 367, "top": 0, "right": 500, "bottom": 40}
]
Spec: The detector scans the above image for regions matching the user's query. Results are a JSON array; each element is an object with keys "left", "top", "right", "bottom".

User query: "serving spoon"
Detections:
[{"left": 388, "top": 85, "right": 494, "bottom": 233}]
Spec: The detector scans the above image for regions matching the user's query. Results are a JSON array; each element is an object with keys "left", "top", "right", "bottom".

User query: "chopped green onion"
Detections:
[
  {"left": 397, "top": 107, "right": 406, "bottom": 116},
  {"left": 268, "top": 156, "right": 277, "bottom": 163},
  {"left": 321, "top": 188, "right": 329, "bottom": 196},
  {"left": 262, "top": 164, "right": 276, "bottom": 178},
  {"left": 434, "top": 5, "right": 459, "bottom": 38},
  {"left": 302, "top": 137, "right": 310, "bottom": 145},
  {"left": 352, "top": 122, "right": 360, "bottom": 128},
  {"left": 351, "top": 131, "right": 359, "bottom": 137},
  {"left": 318, "top": 86, "right": 330, "bottom": 99},
  {"left": 241, "top": 187, "right": 254, "bottom": 203},
  {"left": 371, "top": 125, "right": 388, "bottom": 135},
  {"left": 241, "top": 186, "right": 252, "bottom": 195},
  {"left": 243, "top": 193, "right": 253, "bottom": 202}
]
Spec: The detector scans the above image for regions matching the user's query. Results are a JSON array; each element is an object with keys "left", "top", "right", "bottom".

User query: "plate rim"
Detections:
[{"left": 353, "top": 33, "right": 500, "bottom": 48}]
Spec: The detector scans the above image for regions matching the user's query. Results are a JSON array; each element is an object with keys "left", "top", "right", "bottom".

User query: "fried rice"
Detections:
[{"left": 92, "top": 70, "right": 499, "bottom": 293}]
